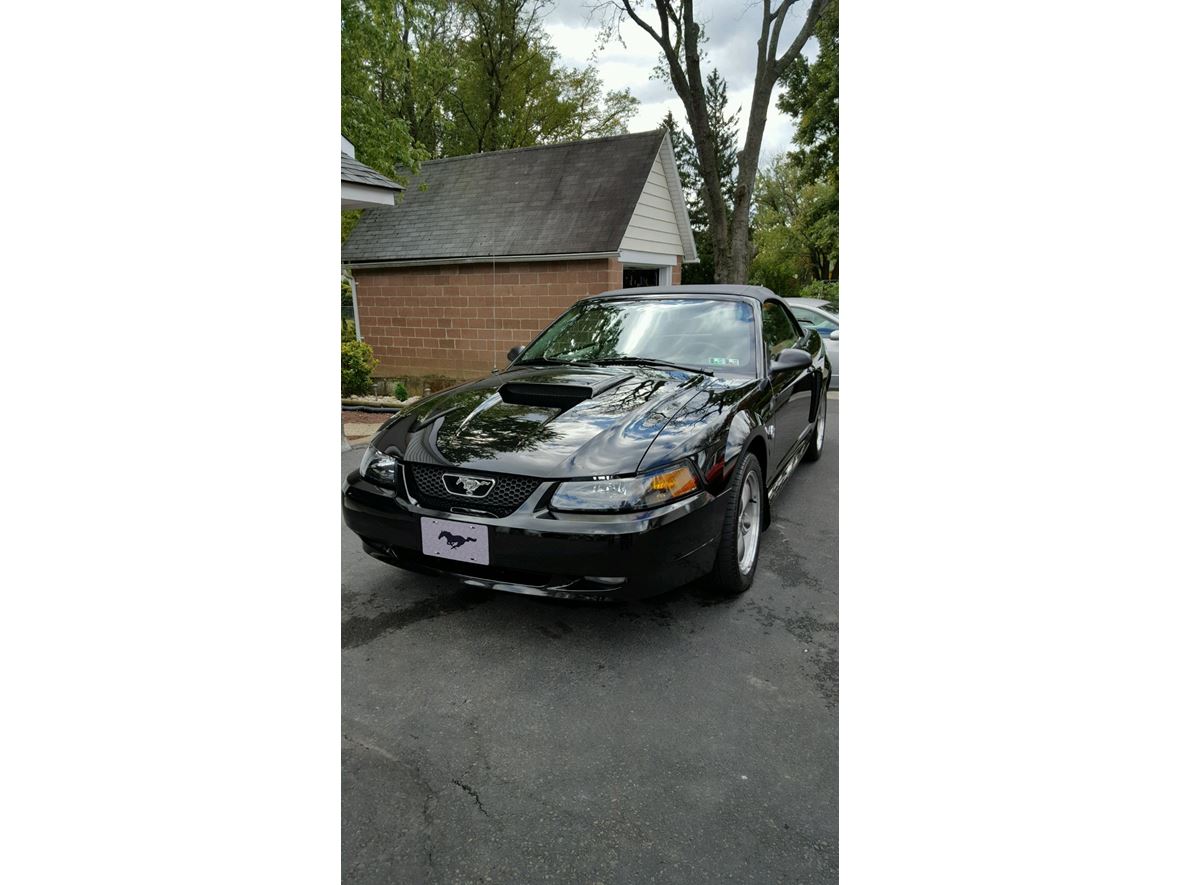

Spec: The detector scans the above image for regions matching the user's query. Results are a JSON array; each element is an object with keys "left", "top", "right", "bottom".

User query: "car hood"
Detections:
[{"left": 374, "top": 364, "right": 750, "bottom": 478}]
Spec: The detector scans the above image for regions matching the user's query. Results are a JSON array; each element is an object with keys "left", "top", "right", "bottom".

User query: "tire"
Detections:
[
  {"left": 804, "top": 386, "right": 827, "bottom": 463},
  {"left": 710, "top": 452, "right": 765, "bottom": 595}
]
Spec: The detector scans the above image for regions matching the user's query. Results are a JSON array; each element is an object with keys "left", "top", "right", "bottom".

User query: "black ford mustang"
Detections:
[{"left": 342, "top": 285, "right": 831, "bottom": 599}]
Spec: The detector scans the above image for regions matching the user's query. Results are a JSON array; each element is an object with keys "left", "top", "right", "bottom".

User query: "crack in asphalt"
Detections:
[
  {"left": 451, "top": 779, "right": 489, "bottom": 816},
  {"left": 342, "top": 591, "right": 493, "bottom": 649},
  {"left": 342, "top": 729, "right": 440, "bottom": 879},
  {"left": 422, "top": 791, "right": 436, "bottom": 875}
]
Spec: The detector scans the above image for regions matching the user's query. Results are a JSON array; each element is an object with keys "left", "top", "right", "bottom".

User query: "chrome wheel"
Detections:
[{"left": 736, "top": 472, "right": 762, "bottom": 575}]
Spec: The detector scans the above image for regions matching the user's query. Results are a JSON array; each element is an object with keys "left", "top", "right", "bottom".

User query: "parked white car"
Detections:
[{"left": 786, "top": 298, "right": 839, "bottom": 390}]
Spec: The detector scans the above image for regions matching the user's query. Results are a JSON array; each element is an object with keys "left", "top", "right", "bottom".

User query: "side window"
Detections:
[{"left": 761, "top": 302, "right": 800, "bottom": 359}]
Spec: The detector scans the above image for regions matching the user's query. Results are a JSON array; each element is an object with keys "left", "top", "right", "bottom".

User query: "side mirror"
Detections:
[
  {"left": 506, "top": 344, "right": 525, "bottom": 363},
  {"left": 770, "top": 349, "right": 812, "bottom": 373},
  {"left": 828, "top": 329, "right": 839, "bottom": 341}
]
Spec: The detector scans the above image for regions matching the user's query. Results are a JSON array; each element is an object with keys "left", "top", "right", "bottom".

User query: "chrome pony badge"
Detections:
[{"left": 443, "top": 474, "right": 496, "bottom": 498}]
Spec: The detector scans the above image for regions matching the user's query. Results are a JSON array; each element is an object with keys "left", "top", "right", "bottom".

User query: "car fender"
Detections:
[
  {"left": 666, "top": 404, "right": 769, "bottom": 497},
  {"left": 720, "top": 409, "right": 771, "bottom": 488},
  {"left": 636, "top": 381, "right": 766, "bottom": 491}
]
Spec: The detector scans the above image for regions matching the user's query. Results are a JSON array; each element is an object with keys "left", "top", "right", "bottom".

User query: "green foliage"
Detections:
[
  {"left": 341, "top": 0, "right": 442, "bottom": 177},
  {"left": 394, "top": 382, "right": 410, "bottom": 401},
  {"left": 342, "top": 322, "right": 378, "bottom": 396},
  {"left": 750, "top": 155, "right": 838, "bottom": 296},
  {"left": 342, "top": 210, "right": 363, "bottom": 244},
  {"left": 342, "top": 0, "right": 639, "bottom": 171},
  {"left": 341, "top": 278, "right": 353, "bottom": 306},
  {"left": 800, "top": 280, "right": 838, "bottom": 310},
  {"left": 444, "top": 0, "right": 638, "bottom": 155},
  {"left": 777, "top": 0, "right": 838, "bottom": 186},
  {"left": 754, "top": 1, "right": 838, "bottom": 296}
]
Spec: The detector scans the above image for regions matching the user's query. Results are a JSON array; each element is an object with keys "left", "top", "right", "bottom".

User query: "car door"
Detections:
[{"left": 761, "top": 300, "right": 814, "bottom": 475}]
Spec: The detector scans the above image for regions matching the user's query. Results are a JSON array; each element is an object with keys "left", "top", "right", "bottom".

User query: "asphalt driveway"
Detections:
[{"left": 342, "top": 400, "right": 838, "bottom": 884}]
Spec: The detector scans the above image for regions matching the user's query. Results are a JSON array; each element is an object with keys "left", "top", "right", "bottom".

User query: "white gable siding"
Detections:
[{"left": 620, "top": 156, "right": 685, "bottom": 256}]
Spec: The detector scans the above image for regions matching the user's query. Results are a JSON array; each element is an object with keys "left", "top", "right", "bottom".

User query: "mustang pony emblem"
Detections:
[
  {"left": 438, "top": 530, "right": 477, "bottom": 549},
  {"left": 442, "top": 473, "right": 496, "bottom": 498}
]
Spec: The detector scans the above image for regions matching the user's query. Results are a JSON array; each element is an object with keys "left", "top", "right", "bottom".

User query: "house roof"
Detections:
[
  {"left": 341, "top": 153, "right": 404, "bottom": 191},
  {"left": 342, "top": 130, "right": 688, "bottom": 265}
]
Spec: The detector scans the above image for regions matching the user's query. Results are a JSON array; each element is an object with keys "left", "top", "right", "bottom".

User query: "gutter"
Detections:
[{"left": 342, "top": 251, "right": 620, "bottom": 271}]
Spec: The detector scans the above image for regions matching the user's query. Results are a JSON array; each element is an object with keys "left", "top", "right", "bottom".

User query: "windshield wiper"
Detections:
[
  {"left": 594, "top": 357, "right": 714, "bottom": 376},
  {"left": 515, "top": 356, "right": 598, "bottom": 368}
]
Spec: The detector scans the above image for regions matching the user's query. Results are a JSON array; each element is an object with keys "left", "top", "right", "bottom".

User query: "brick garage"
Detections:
[
  {"left": 354, "top": 257, "right": 683, "bottom": 381},
  {"left": 343, "top": 130, "right": 696, "bottom": 386}
]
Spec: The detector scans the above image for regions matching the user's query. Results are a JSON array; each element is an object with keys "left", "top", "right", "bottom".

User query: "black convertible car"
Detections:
[{"left": 342, "top": 285, "right": 831, "bottom": 599}]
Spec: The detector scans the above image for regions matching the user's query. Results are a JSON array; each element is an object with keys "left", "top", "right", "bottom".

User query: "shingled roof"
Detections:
[
  {"left": 342, "top": 130, "right": 684, "bottom": 265},
  {"left": 341, "top": 153, "right": 404, "bottom": 191}
]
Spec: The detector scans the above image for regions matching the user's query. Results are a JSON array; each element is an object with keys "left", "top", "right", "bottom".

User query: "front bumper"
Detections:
[{"left": 341, "top": 468, "right": 727, "bottom": 600}]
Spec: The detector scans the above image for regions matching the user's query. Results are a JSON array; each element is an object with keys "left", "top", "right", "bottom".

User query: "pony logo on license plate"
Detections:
[{"left": 420, "top": 517, "right": 490, "bottom": 565}]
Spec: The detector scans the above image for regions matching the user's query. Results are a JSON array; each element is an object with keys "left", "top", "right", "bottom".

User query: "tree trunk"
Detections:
[
  {"left": 614, "top": 0, "right": 827, "bottom": 284},
  {"left": 680, "top": 10, "right": 732, "bottom": 283},
  {"left": 730, "top": 80, "right": 774, "bottom": 283}
]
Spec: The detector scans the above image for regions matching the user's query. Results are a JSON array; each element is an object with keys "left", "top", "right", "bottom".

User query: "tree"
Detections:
[
  {"left": 660, "top": 72, "right": 739, "bottom": 285},
  {"left": 750, "top": 154, "right": 837, "bottom": 296},
  {"left": 445, "top": 0, "right": 638, "bottom": 155},
  {"left": 751, "top": 0, "right": 837, "bottom": 294},
  {"left": 341, "top": 0, "right": 638, "bottom": 243},
  {"left": 341, "top": 0, "right": 457, "bottom": 176},
  {"left": 597, "top": 0, "right": 831, "bottom": 283},
  {"left": 778, "top": 0, "right": 838, "bottom": 187}
]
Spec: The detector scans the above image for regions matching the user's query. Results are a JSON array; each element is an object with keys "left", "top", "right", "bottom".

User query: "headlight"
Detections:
[
  {"left": 360, "top": 445, "right": 400, "bottom": 487},
  {"left": 550, "top": 462, "right": 700, "bottom": 513}
]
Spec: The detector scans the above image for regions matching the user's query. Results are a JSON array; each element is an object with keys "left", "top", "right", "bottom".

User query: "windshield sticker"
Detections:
[{"left": 708, "top": 357, "right": 741, "bottom": 366}]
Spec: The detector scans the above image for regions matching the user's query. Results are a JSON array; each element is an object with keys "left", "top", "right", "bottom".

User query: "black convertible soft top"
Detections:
[{"left": 585, "top": 284, "right": 780, "bottom": 303}]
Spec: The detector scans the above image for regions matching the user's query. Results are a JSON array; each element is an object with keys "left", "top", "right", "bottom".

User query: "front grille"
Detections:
[{"left": 405, "top": 463, "right": 542, "bottom": 518}]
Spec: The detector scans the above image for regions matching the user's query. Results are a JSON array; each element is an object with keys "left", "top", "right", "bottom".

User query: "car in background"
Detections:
[
  {"left": 343, "top": 285, "right": 832, "bottom": 600},
  {"left": 786, "top": 298, "right": 839, "bottom": 390}
]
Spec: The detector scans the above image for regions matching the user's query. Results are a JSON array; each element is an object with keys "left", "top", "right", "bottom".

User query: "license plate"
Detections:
[{"left": 420, "top": 516, "right": 490, "bottom": 565}]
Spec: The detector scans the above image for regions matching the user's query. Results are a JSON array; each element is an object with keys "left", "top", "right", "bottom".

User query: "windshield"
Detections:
[{"left": 519, "top": 298, "right": 758, "bottom": 375}]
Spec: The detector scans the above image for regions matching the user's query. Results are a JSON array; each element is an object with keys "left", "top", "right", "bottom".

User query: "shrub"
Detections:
[
  {"left": 342, "top": 337, "right": 378, "bottom": 397},
  {"left": 800, "top": 280, "right": 839, "bottom": 311},
  {"left": 394, "top": 382, "right": 409, "bottom": 401}
]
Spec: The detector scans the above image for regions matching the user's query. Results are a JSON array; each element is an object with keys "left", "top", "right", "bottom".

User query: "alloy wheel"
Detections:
[{"left": 736, "top": 472, "right": 762, "bottom": 575}]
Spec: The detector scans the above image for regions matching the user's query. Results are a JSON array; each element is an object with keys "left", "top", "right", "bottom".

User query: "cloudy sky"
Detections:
[{"left": 542, "top": 0, "right": 818, "bottom": 166}]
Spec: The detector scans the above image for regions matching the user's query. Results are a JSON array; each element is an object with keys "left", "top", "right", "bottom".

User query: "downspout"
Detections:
[
  {"left": 342, "top": 267, "right": 357, "bottom": 450},
  {"left": 347, "top": 270, "right": 361, "bottom": 340}
]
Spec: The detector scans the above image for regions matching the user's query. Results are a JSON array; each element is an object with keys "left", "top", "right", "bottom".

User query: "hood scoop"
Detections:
[{"left": 498, "top": 373, "right": 633, "bottom": 409}]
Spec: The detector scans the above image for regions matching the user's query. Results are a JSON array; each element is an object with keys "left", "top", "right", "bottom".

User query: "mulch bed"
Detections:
[{"left": 341, "top": 410, "right": 389, "bottom": 425}]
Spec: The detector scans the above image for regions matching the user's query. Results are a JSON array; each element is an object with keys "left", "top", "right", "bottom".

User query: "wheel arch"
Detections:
[{"left": 720, "top": 408, "right": 770, "bottom": 490}]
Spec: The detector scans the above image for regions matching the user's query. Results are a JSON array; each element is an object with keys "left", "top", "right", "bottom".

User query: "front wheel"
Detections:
[
  {"left": 804, "top": 388, "right": 827, "bottom": 462},
  {"left": 710, "top": 453, "right": 764, "bottom": 595}
]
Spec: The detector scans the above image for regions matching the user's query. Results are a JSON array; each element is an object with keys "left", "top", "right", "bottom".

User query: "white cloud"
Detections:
[{"left": 543, "top": 0, "right": 818, "bottom": 165}]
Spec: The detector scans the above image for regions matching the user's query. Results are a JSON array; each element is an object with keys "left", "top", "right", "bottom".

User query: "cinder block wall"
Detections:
[{"left": 353, "top": 258, "right": 630, "bottom": 381}]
